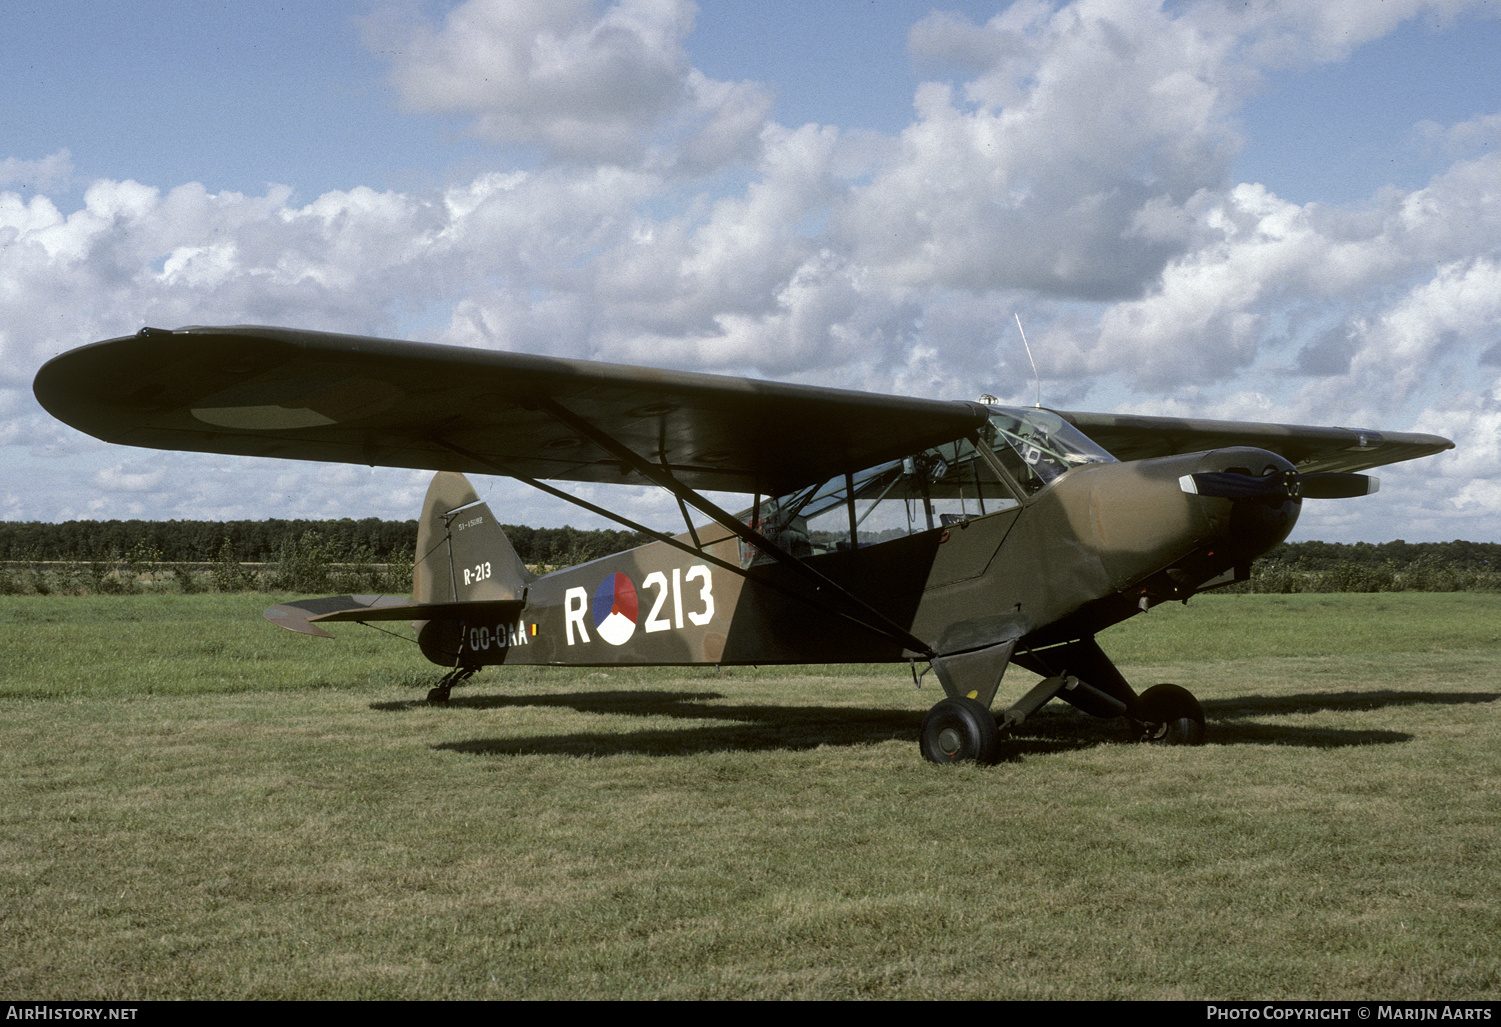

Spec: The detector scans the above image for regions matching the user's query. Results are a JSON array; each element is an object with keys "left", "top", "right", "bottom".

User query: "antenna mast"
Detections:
[{"left": 1015, "top": 313, "right": 1041, "bottom": 407}]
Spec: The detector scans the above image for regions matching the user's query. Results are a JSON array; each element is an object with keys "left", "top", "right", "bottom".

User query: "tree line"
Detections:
[
  {"left": 1255, "top": 539, "right": 1500, "bottom": 572},
  {"left": 0, "top": 518, "right": 649, "bottom": 567},
  {"left": 1225, "top": 539, "right": 1501, "bottom": 594},
  {"left": 2, "top": 520, "right": 1499, "bottom": 595},
  {"left": 4, "top": 523, "right": 1495, "bottom": 573}
]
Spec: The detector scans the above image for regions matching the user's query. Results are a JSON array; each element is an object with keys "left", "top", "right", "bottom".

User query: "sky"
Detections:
[{"left": 4, "top": 0, "right": 1501, "bottom": 543}]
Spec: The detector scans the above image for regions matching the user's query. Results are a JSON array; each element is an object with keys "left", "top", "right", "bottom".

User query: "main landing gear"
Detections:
[
  {"left": 917, "top": 637, "right": 1206, "bottom": 764},
  {"left": 919, "top": 697, "right": 1001, "bottom": 764}
]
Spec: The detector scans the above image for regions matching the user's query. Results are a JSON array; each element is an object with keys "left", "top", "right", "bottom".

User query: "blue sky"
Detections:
[
  {"left": 4, "top": 1, "right": 1501, "bottom": 542},
  {"left": 10, "top": 1, "right": 1132, "bottom": 196},
  {"left": 1234, "top": 14, "right": 1501, "bottom": 203},
  {"left": 11, "top": 3, "right": 1499, "bottom": 201}
]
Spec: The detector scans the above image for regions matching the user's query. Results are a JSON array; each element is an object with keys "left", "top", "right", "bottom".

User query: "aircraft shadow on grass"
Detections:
[
  {"left": 369, "top": 685, "right": 1496, "bottom": 760},
  {"left": 383, "top": 689, "right": 920, "bottom": 759},
  {"left": 1196, "top": 689, "right": 1498, "bottom": 750}
]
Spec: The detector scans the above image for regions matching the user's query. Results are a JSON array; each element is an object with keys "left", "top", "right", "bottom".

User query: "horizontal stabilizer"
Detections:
[{"left": 265, "top": 595, "right": 525, "bottom": 637}]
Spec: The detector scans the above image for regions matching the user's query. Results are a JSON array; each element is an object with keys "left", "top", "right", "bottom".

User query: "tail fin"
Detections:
[{"left": 414, "top": 472, "right": 534, "bottom": 604}]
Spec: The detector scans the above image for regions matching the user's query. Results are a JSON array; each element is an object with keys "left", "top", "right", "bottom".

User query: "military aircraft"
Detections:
[{"left": 33, "top": 324, "right": 1454, "bottom": 763}]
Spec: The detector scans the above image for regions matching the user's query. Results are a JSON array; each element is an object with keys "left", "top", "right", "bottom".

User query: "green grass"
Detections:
[{"left": 1, "top": 593, "right": 1498, "bottom": 998}]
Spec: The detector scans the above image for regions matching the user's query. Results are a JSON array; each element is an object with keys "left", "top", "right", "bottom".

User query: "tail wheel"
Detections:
[
  {"left": 426, "top": 665, "right": 476, "bottom": 705},
  {"left": 920, "top": 696, "right": 1001, "bottom": 765},
  {"left": 1132, "top": 683, "right": 1206, "bottom": 745}
]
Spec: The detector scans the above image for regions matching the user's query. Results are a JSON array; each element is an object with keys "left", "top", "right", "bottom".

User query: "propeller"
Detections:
[{"left": 1178, "top": 469, "right": 1378, "bottom": 501}]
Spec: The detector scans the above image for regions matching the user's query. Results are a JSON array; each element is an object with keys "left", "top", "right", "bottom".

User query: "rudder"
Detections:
[{"left": 414, "top": 472, "right": 534, "bottom": 604}]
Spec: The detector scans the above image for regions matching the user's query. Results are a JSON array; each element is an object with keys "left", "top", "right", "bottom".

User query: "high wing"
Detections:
[
  {"left": 1058, "top": 411, "right": 1453, "bottom": 475},
  {"left": 33, "top": 325, "right": 987, "bottom": 497},
  {"left": 34, "top": 325, "right": 1452, "bottom": 494}
]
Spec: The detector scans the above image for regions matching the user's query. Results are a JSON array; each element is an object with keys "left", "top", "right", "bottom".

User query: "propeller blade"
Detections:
[
  {"left": 1178, "top": 469, "right": 1378, "bottom": 500},
  {"left": 1178, "top": 470, "right": 1299, "bottom": 500},
  {"left": 1300, "top": 472, "right": 1378, "bottom": 499}
]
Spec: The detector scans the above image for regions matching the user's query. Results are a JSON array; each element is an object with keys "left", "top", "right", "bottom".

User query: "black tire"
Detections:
[
  {"left": 920, "top": 696, "right": 1001, "bottom": 764},
  {"left": 1132, "top": 683, "right": 1205, "bottom": 745}
]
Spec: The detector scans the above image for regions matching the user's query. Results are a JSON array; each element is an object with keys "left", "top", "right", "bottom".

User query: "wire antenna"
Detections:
[{"left": 1015, "top": 313, "right": 1041, "bottom": 407}]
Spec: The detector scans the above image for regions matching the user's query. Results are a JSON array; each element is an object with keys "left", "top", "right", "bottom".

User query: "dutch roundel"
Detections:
[{"left": 592, "top": 573, "right": 638, "bottom": 645}]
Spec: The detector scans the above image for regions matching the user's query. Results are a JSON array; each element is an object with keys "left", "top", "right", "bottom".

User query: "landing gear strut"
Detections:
[
  {"left": 427, "top": 665, "right": 477, "bottom": 704},
  {"left": 917, "top": 636, "right": 1208, "bottom": 763}
]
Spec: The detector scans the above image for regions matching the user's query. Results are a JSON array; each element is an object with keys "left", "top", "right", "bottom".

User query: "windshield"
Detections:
[{"left": 983, "top": 407, "right": 1115, "bottom": 495}]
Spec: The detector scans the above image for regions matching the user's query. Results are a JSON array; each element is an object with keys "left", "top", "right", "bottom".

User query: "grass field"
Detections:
[{"left": 1, "top": 593, "right": 1497, "bottom": 999}]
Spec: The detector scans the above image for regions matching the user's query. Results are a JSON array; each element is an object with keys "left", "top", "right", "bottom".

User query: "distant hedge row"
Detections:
[
  {"left": 3, "top": 521, "right": 1499, "bottom": 595},
  {"left": 1226, "top": 562, "right": 1501, "bottom": 594},
  {"left": 0, "top": 518, "right": 649, "bottom": 567},
  {"left": 1253, "top": 539, "right": 1501, "bottom": 573},
  {"left": 1218, "top": 539, "right": 1501, "bottom": 594}
]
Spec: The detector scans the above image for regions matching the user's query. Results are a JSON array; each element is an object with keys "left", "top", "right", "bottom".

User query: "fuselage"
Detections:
[{"left": 421, "top": 409, "right": 1302, "bottom": 669}]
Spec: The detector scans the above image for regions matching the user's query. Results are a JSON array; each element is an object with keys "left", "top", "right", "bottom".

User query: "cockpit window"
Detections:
[
  {"left": 983, "top": 407, "right": 1115, "bottom": 495},
  {"left": 737, "top": 406, "right": 1116, "bottom": 566},
  {"left": 741, "top": 435, "right": 1017, "bottom": 566}
]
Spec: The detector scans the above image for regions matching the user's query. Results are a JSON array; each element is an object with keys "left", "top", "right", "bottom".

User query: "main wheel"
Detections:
[
  {"left": 1132, "top": 683, "right": 1205, "bottom": 745},
  {"left": 920, "top": 696, "right": 1001, "bottom": 764}
]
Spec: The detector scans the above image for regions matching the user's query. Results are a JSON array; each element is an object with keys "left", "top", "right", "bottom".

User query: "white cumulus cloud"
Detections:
[{"left": 5, "top": 0, "right": 1501, "bottom": 541}]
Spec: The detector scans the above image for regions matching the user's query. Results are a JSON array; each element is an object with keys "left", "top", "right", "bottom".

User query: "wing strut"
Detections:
[
  {"left": 664, "top": 453, "right": 703, "bottom": 550},
  {"left": 435, "top": 433, "right": 938, "bottom": 659},
  {"left": 536, "top": 398, "right": 938, "bottom": 657}
]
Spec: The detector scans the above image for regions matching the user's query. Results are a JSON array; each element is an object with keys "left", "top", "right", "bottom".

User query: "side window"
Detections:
[
  {"left": 741, "top": 438, "right": 1017, "bottom": 566},
  {"left": 919, "top": 439, "right": 1018, "bottom": 528}
]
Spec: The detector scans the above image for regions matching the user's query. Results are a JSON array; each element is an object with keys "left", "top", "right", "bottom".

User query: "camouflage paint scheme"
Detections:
[
  {"left": 403, "top": 445, "right": 1298, "bottom": 687},
  {"left": 34, "top": 325, "right": 1454, "bottom": 762}
]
